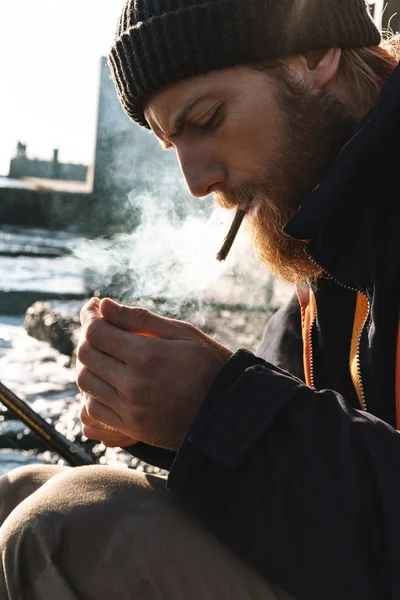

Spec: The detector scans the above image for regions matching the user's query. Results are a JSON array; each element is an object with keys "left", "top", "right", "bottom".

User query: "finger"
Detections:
[
  {"left": 80, "top": 405, "right": 138, "bottom": 447},
  {"left": 77, "top": 342, "right": 127, "bottom": 392},
  {"left": 100, "top": 298, "right": 193, "bottom": 341},
  {"left": 103, "top": 436, "right": 137, "bottom": 448},
  {"left": 80, "top": 297, "right": 101, "bottom": 330},
  {"left": 77, "top": 369, "right": 125, "bottom": 428},
  {"left": 82, "top": 312, "right": 157, "bottom": 365},
  {"left": 85, "top": 396, "right": 123, "bottom": 431},
  {"left": 79, "top": 402, "right": 113, "bottom": 431},
  {"left": 82, "top": 424, "right": 135, "bottom": 447}
]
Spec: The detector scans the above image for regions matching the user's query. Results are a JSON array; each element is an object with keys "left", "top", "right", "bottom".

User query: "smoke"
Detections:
[{"left": 74, "top": 183, "right": 281, "bottom": 324}]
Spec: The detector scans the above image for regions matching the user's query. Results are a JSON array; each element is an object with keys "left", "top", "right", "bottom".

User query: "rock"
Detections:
[{"left": 24, "top": 300, "right": 84, "bottom": 356}]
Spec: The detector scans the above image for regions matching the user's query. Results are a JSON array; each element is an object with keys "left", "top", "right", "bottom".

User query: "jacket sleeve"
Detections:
[
  {"left": 167, "top": 349, "right": 400, "bottom": 600},
  {"left": 123, "top": 443, "right": 176, "bottom": 470}
]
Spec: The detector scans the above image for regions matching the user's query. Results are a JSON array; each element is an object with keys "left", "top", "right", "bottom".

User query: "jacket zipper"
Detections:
[
  {"left": 305, "top": 251, "right": 370, "bottom": 411},
  {"left": 308, "top": 311, "right": 317, "bottom": 388},
  {"left": 297, "top": 103, "right": 378, "bottom": 407}
]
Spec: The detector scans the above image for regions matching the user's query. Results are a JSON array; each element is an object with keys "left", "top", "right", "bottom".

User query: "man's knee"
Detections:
[
  {"left": 0, "top": 466, "right": 169, "bottom": 599},
  {"left": 0, "top": 464, "right": 69, "bottom": 526},
  {"left": 0, "top": 465, "right": 166, "bottom": 558}
]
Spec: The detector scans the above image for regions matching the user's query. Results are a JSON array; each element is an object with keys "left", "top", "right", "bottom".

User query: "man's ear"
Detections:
[
  {"left": 304, "top": 48, "right": 342, "bottom": 90},
  {"left": 287, "top": 48, "right": 342, "bottom": 90}
]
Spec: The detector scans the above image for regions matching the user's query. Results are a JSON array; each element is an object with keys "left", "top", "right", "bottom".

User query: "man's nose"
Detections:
[{"left": 178, "top": 153, "right": 226, "bottom": 198}]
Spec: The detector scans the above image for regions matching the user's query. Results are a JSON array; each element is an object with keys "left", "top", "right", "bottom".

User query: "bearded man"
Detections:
[{"left": 1, "top": 1, "right": 400, "bottom": 599}]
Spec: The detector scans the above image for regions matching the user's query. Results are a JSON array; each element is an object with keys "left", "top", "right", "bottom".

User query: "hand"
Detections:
[
  {"left": 76, "top": 297, "right": 232, "bottom": 450},
  {"left": 79, "top": 403, "right": 138, "bottom": 448}
]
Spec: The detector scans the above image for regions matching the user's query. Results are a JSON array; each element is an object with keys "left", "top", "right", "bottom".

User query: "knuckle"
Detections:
[
  {"left": 85, "top": 320, "right": 102, "bottom": 347},
  {"left": 120, "top": 377, "right": 135, "bottom": 400},
  {"left": 79, "top": 302, "right": 89, "bottom": 324},
  {"left": 81, "top": 424, "right": 98, "bottom": 441},
  {"left": 103, "top": 441, "right": 119, "bottom": 448},
  {"left": 130, "top": 347, "right": 151, "bottom": 371},
  {"left": 76, "top": 341, "right": 90, "bottom": 365},
  {"left": 180, "top": 320, "right": 197, "bottom": 334},
  {"left": 101, "top": 433, "right": 123, "bottom": 447},
  {"left": 131, "top": 404, "right": 147, "bottom": 430},
  {"left": 80, "top": 298, "right": 98, "bottom": 321},
  {"left": 133, "top": 307, "right": 151, "bottom": 327},
  {"left": 171, "top": 317, "right": 198, "bottom": 339},
  {"left": 76, "top": 367, "right": 89, "bottom": 392},
  {"left": 120, "top": 368, "right": 149, "bottom": 400},
  {"left": 79, "top": 404, "right": 92, "bottom": 426},
  {"left": 85, "top": 397, "right": 101, "bottom": 421}
]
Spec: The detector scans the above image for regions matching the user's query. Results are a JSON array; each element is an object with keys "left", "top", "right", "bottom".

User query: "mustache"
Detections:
[{"left": 214, "top": 179, "right": 263, "bottom": 210}]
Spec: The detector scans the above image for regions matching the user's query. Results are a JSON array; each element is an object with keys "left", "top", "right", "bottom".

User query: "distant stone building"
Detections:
[
  {"left": 9, "top": 142, "right": 88, "bottom": 182},
  {"left": 91, "top": 57, "right": 191, "bottom": 226},
  {"left": 92, "top": 57, "right": 177, "bottom": 202}
]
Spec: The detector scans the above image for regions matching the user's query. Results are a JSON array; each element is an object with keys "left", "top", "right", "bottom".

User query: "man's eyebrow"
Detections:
[{"left": 164, "top": 95, "right": 213, "bottom": 139}]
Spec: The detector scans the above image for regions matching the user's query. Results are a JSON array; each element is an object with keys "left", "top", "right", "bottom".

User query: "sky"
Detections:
[{"left": 0, "top": 0, "right": 126, "bottom": 177}]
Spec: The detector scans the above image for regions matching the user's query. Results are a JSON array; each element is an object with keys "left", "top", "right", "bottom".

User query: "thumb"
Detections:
[{"left": 99, "top": 298, "right": 189, "bottom": 340}]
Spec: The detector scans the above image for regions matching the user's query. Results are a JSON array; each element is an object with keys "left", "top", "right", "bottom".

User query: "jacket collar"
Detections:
[{"left": 283, "top": 60, "right": 400, "bottom": 289}]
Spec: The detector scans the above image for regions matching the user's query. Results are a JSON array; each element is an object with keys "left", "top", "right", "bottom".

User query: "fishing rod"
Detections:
[{"left": 0, "top": 380, "right": 95, "bottom": 466}]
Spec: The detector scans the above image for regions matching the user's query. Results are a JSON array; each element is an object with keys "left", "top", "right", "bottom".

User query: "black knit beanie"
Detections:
[{"left": 108, "top": 0, "right": 380, "bottom": 129}]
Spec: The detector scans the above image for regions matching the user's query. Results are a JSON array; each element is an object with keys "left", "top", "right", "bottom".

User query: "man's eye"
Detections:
[{"left": 199, "top": 106, "right": 224, "bottom": 132}]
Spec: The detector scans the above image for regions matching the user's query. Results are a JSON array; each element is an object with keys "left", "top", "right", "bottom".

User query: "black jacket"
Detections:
[{"left": 128, "top": 63, "right": 400, "bottom": 600}]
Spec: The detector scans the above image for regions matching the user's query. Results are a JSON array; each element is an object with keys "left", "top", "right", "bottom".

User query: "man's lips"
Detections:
[{"left": 214, "top": 190, "right": 262, "bottom": 217}]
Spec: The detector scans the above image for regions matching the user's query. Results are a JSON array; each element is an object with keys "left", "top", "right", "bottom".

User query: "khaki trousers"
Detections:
[{"left": 0, "top": 465, "right": 295, "bottom": 600}]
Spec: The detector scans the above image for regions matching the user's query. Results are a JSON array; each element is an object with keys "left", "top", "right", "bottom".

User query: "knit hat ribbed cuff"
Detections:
[{"left": 109, "top": 0, "right": 381, "bottom": 128}]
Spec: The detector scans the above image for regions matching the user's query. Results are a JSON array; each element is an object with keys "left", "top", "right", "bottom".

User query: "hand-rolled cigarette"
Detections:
[{"left": 216, "top": 207, "right": 246, "bottom": 261}]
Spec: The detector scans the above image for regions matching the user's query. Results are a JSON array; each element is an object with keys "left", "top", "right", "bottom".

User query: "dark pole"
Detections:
[{"left": 0, "top": 381, "right": 95, "bottom": 467}]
